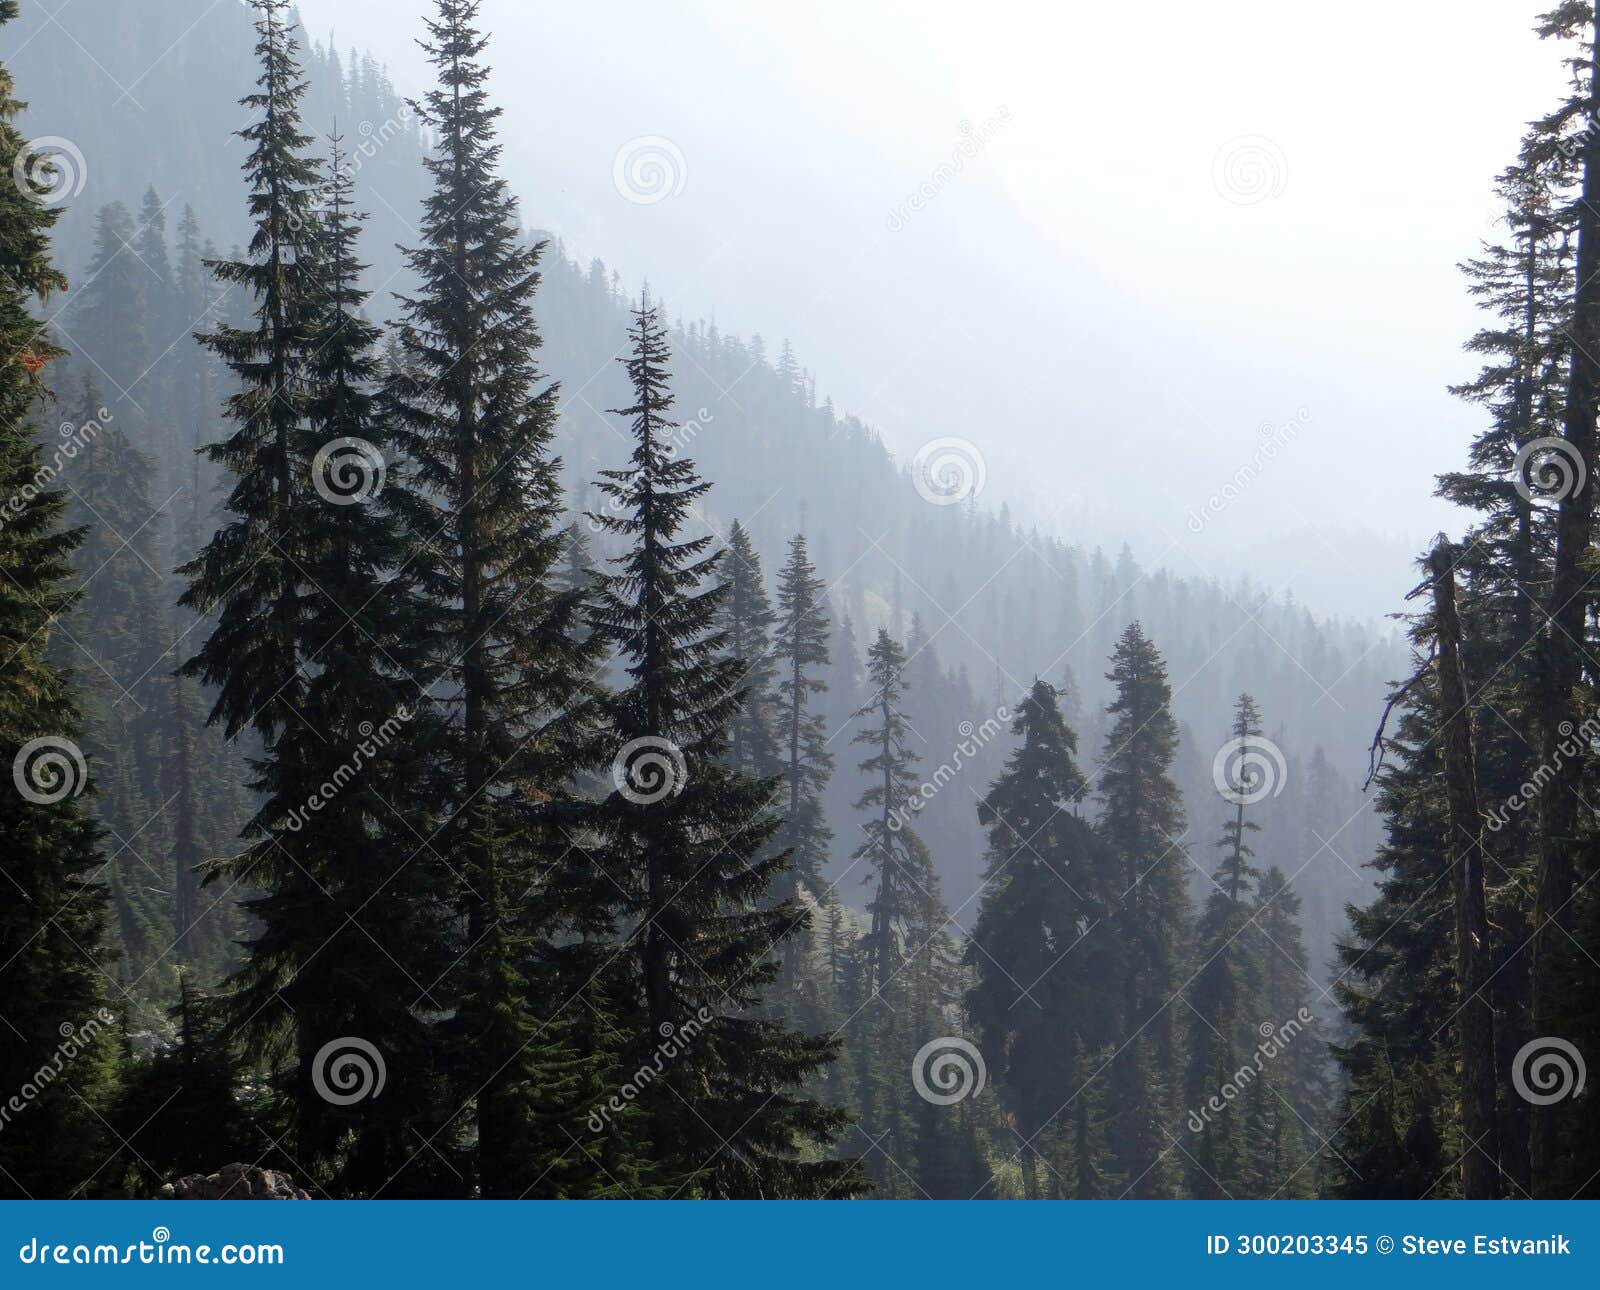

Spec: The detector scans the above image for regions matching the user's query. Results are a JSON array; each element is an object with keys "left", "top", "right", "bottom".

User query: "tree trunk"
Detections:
[
  {"left": 1532, "top": 0, "right": 1600, "bottom": 1193},
  {"left": 1429, "top": 541, "right": 1500, "bottom": 1199}
]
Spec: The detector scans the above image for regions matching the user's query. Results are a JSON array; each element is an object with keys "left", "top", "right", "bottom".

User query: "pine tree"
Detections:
[
  {"left": 967, "top": 679, "right": 1118, "bottom": 1198},
  {"left": 113, "top": 973, "right": 251, "bottom": 1192},
  {"left": 176, "top": 0, "right": 332, "bottom": 1177},
  {"left": 57, "top": 376, "right": 167, "bottom": 980},
  {"left": 0, "top": 0, "right": 117, "bottom": 1196},
  {"left": 133, "top": 185, "right": 180, "bottom": 507},
  {"left": 589, "top": 298, "right": 862, "bottom": 1198},
  {"left": 1095, "top": 622, "right": 1190, "bottom": 1197},
  {"left": 846, "top": 627, "right": 960, "bottom": 1193},
  {"left": 771, "top": 532, "right": 835, "bottom": 1008},
  {"left": 774, "top": 533, "right": 834, "bottom": 893},
  {"left": 1331, "top": 671, "right": 1459, "bottom": 1197},
  {"left": 853, "top": 629, "right": 935, "bottom": 990},
  {"left": 1183, "top": 693, "right": 1268, "bottom": 1197},
  {"left": 386, "top": 0, "right": 607, "bottom": 1197},
  {"left": 719, "top": 519, "right": 780, "bottom": 779},
  {"left": 177, "top": 3, "right": 456, "bottom": 1196},
  {"left": 72, "top": 202, "right": 148, "bottom": 419}
]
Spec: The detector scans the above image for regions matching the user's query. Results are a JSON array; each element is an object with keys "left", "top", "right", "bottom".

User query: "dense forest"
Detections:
[{"left": 0, "top": 0, "right": 1595, "bottom": 1201}]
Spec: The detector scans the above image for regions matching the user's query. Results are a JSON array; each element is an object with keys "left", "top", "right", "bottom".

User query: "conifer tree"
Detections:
[
  {"left": 1331, "top": 672, "right": 1459, "bottom": 1197},
  {"left": 57, "top": 375, "right": 166, "bottom": 978},
  {"left": 176, "top": 0, "right": 331, "bottom": 1171},
  {"left": 1095, "top": 622, "right": 1190, "bottom": 1196},
  {"left": 386, "top": 0, "right": 607, "bottom": 1197},
  {"left": 1183, "top": 693, "right": 1268, "bottom": 1197},
  {"left": 967, "top": 680, "right": 1118, "bottom": 1197},
  {"left": 133, "top": 185, "right": 180, "bottom": 503},
  {"left": 719, "top": 519, "right": 780, "bottom": 779},
  {"left": 0, "top": 0, "right": 117, "bottom": 1196},
  {"left": 589, "top": 298, "right": 862, "bottom": 1198},
  {"left": 846, "top": 627, "right": 962, "bottom": 1193},
  {"left": 72, "top": 202, "right": 148, "bottom": 415},
  {"left": 774, "top": 532, "right": 834, "bottom": 898},
  {"left": 113, "top": 974, "right": 251, "bottom": 1191},
  {"left": 853, "top": 629, "right": 936, "bottom": 991},
  {"left": 770, "top": 531, "right": 835, "bottom": 1010},
  {"left": 178, "top": 3, "right": 455, "bottom": 1196}
]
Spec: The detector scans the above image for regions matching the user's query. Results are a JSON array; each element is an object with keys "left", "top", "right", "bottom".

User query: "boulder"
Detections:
[{"left": 156, "top": 1163, "right": 309, "bottom": 1200}]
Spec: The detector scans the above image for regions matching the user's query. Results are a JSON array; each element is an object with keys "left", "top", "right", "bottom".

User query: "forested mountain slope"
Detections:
[{"left": 2, "top": 0, "right": 1401, "bottom": 983}]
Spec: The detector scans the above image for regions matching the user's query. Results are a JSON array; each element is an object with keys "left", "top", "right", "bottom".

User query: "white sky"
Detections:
[{"left": 299, "top": 0, "right": 1570, "bottom": 620}]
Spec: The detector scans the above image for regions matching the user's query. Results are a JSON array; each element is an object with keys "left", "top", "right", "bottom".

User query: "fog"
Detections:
[{"left": 295, "top": 0, "right": 1566, "bottom": 622}]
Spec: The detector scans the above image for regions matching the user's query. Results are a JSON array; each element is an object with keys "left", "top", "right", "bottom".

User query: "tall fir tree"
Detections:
[
  {"left": 1182, "top": 693, "right": 1268, "bottom": 1197},
  {"left": 386, "top": 0, "right": 610, "bottom": 1198},
  {"left": 0, "top": 0, "right": 117, "bottom": 1197},
  {"left": 967, "top": 680, "right": 1119, "bottom": 1197},
  {"left": 719, "top": 519, "right": 780, "bottom": 780},
  {"left": 1095, "top": 622, "right": 1191, "bottom": 1197},
  {"left": 589, "top": 298, "right": 862, "bottom": 1198},
  {"left": 771, "top": 531, "right": 835, "bottom": 1008}
]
